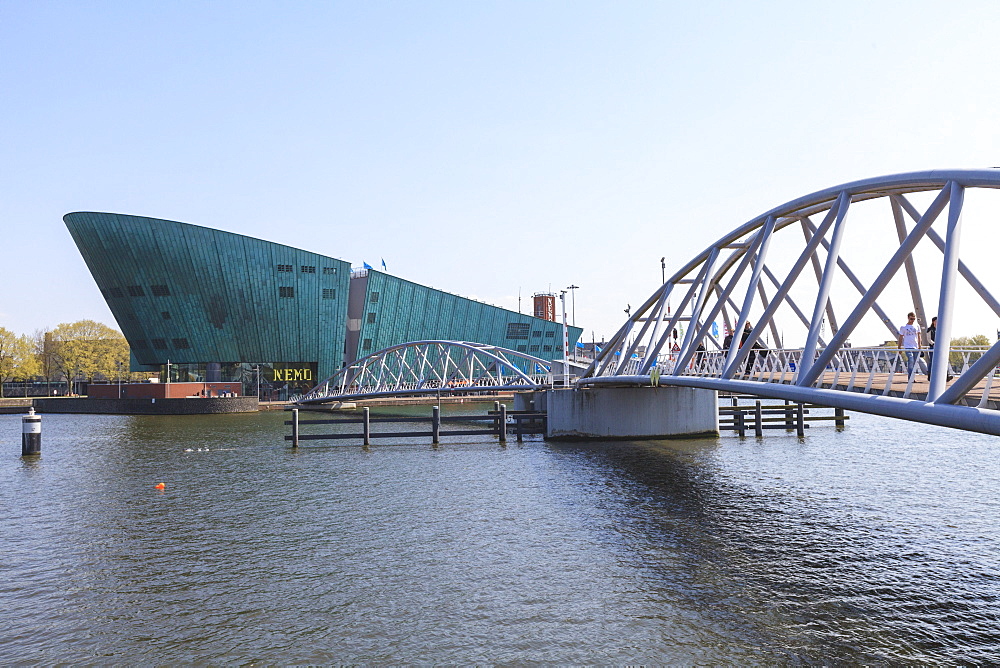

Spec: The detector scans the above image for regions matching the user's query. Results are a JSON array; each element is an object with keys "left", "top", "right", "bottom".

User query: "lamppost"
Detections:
[
  {"left": 566, "top": 284, "right": 579, "bottom": 326},
  {"left": 560, "top": 290, "right": 569, "bottom": 385},
  {"left": 566, "top": 284, "right": 579, "bottom": 362},
  {"left": 116, "top": 360, "right": 122, "bottom": 399},
  {"left": 660, "top": 257, "right": 665, "bottom": 284}
]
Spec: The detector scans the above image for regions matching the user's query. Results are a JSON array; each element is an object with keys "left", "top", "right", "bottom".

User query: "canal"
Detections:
[{"left": 2, "top": 406, "right": 998, "bottom": 663}]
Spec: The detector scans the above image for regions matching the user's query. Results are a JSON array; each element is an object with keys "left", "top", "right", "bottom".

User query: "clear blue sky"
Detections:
[{"left": 3, "top": 0, "right": 1000, "bottom": 344}]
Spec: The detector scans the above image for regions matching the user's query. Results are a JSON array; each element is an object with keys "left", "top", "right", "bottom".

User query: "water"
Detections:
[{"left": 2, "top": 406, "right": 999, "bottom": 663}]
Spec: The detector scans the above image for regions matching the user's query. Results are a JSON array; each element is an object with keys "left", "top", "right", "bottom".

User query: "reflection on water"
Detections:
[{"left": 1, "top": 408, "right": 998, "bottom": 663}]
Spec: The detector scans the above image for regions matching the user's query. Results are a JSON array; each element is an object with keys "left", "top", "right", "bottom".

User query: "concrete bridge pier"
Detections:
[{"left": 545, "top": 386, "right": 718, "bottom": 440}]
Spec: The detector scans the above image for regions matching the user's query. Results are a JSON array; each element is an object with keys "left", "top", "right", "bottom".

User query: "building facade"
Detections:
[{"left": 65, "top": 212, "right": 581, "bottom": 396}]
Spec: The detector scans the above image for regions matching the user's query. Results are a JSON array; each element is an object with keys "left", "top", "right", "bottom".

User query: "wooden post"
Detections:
[
  {"left": 291, "top": 408, "right": 299, "bottom": 448},
  {"left": 432, "top": 405, "right": 440, "bottom": 444},
  {"left": 754, "top": 399, "right": 763, "bottom": 437},
  {"left": 516, "top": 414, "right": 524, "bottom": 443},
  {"left": 735, "top": 407, "right": 746, "bottom": 437},
  {"left": 499, "top": 404, "right": 507, "bottom": 444},
  {"left": 363, "top": 406, "right": 371, "bottom": 446},
  {"left": 835, "top": 407, "right": 846, "bottom": 429},
  {"left": 796, "top": 402, "right": 805, "bottom": 437},
  {"left": 784, "top": 399, "right": 793, "bottom": 430},
  {"left": 494, "top": 400, "right": 501, "bottom": 413}
]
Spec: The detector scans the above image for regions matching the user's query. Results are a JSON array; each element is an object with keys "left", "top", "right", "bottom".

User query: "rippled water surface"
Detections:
[{"left": 2, "top": 405, "right": 999, "bottom": 663}]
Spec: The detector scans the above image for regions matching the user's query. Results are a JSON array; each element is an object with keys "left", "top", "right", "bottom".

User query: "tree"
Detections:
[
  {"left": 0, "top": 329, "right": 39, "bottom": 397},
  {"left": 48, "top": 320, "right": 129, "bottom": 393},
  {"left": 949, "top": 334, "right": 992, "bottom": 368}
]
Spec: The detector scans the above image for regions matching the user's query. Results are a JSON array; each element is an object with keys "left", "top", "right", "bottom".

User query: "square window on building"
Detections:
[
  {"left": 543, "top": 345, "right": 553, "bottom": 352},
  {"left": 172, "top": 338, "right": 190, "bottom": 349},
  {"left": 517, "top": 345, "right": 527, "bottom": 352},
  {"left": 322, "top": 267, "right": 337, "bottom": 275},
  {"left": 367, "top": 312, "right": 376, "bottom": 323},
  {"left": 532, "top": 331, "right": 542, "bottom": 338},
  {"left": 544, "top": 331, "right": 555, "bottom": 338},
  {"left": 506, "top": 322, "right": 530, "bottom": 340},
  {"left": 151, "top": 285, "right": 170, "bottom": 297},
  {"left": 127, "top": 285, "right": 145, "bottom": 297},
  {"left": 362, "top": 338, "right": 372, "bottom": 350},
  {"left": 161, "top": 311, "right": 171, "bottom": 320},
  {"left": 370, "top": 291, "right": 380, "bottom": 303},
  {"left": 301, "top": 265, "right": 316, "bottom": 273},
  {"left": 277, "top": 264, "right": 293, "bottom": 272},
  {"left": 529, "top": 345, "right": 540, "bottom": 352},
  {"left": 279, "top": 286, "right": 295, "bottom": 298},
  {"left": 322, "top": 288, "right": 336, "bottom": 299},
  {"left": 152, "top": 338, "right": 168, "bottom": 350}
]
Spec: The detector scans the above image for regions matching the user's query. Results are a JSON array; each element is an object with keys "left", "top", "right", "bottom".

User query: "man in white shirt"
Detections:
[{"left": 897, "top": 311, "right": 921, "bottom": 378}]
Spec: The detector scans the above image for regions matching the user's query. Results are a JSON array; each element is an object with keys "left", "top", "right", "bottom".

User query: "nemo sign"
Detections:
[{"left": 270, "top": 364, "right": 316, "bottom": 383}]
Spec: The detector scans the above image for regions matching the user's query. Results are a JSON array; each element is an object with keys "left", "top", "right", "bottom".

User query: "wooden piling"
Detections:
[
  {"left": 796, "top": 402, "right": 805, "bottom": 437},
  {"left": 754, "top": 400, "right": 763, "bottom": 437},
  {"left": 363, "top": 406, "right": 371, "bottom": 446},
  {"left": 432, "top": 406, "right": 440, "bottom": 444},
  {"left": 291, "top": 408, "right": 299, "bottom": 447},
  {"left": 499, "top": 404, "right": 507, "bottom": 444}
]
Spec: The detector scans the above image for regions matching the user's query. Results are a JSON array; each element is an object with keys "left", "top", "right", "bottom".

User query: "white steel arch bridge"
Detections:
[
  {"left": 581, "top": 169, "right": 1000, "bottom": 436},
  {"left": 298, "top": 341, "right": 553, "bottom": 403}
]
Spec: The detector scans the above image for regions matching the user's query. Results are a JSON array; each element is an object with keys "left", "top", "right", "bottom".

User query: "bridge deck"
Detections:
[{"left": 755, "top": 371, "right": 1000, "bottom": 409}]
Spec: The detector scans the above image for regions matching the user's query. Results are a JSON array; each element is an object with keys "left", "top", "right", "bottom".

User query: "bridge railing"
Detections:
[{"left": 639, "top": 347, "right": 998, "bottom": 404}]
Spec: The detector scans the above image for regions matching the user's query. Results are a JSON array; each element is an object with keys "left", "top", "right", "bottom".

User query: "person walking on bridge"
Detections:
[{"left": 898, "top": 312, "right": 921, "bottom": 379}]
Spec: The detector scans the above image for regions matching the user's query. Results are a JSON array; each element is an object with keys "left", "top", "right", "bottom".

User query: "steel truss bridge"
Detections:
[
  {"left": 581, "top": 170, "right": 1000, "bottom": 436},
  {"left": 298, "top": 341, "right": 553, "bottom": 403}
]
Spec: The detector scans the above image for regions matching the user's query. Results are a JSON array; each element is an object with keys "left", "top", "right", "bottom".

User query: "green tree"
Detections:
[
  {"left": 0, "top": 329, "right": 39, "bottom": 397},
  {"left": 49, "top": 320, "right": 129, "bottom": 393},
  {"left": 949, "top": 334, "right": 992, "bottom": 368}
]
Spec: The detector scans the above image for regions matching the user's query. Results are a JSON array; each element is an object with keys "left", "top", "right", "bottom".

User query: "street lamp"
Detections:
[
  {"left": 566, "top": 285, "right": 579, "bottom": 361},
  {"left": 566, "top": 284, "right": 579, "bottom": 327},
  {"left": 660, "top": 257, "right": 665, "bottom": 284}
]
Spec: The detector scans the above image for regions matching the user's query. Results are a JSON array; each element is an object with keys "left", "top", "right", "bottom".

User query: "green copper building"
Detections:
[{"left": 65, "top": 212, "right": 581, "bottom": 396}]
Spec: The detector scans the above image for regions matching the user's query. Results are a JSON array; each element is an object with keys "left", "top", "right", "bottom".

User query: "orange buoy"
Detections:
[{"left": 154, "top": 482, "right": 165, "bottom": 490}]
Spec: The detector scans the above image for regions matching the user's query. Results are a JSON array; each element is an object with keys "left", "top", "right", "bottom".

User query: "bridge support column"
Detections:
[{"left": 545, "top": 386, "right": 718, "bottom": 440}]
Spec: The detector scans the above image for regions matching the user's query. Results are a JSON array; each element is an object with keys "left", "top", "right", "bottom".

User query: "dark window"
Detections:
[
  {"left": 531, "top": 331, "right": 542, "bottom": 338},
  {"left": 369, "top": 291, "right": 379, "bottom": 303},
  {"left": 133, "top": 339, "right": 148, "bottom": 350},
  {"left": 172, "top": 338, "right": 190, "bottom": 349},
  {"left": 322, "top": 288, "right": 336, "bottom": 299},
  {"left": 279, "top": 286, "right": 295, "bottom": 298},
  {"left": 105, "top": 287, "right": 124, "bottom": 298},
  {"left": 529, "top": 345, "right": 540, "bottom": 352},
  {"left": 151, "top": 285, "right": 170, "bottom": 297},
  {"left": 277, "top": 264, "right": 293, "bottom": 272},
  {"left": 152, "top": 338, "right": 168, "bottom": 350},
  {"left": 506, "top": 323, "right": 530, "bottom": 340},
  {"left": 543, "top": 345, "right": 553, "bottom": 352},
  {"left": 517, "top": 345, "right": 527, "bottom": 352},
  {"left": 362, "top": 338, "right": 372, "bottom": 350},
  {"left": 367, "top": 312, "right": 376, "bottom": 323},
  {"left": 127, "top": 285, "right": 145, "bottom": 297},
  {"left": 322, "top": 267, "right": 336, "bottom": 275},
  {"left": 301, "top": 265, "right": 316, "bottom": 273},
  {"left": 161, "top": 311, "right": 171, "bottom": 320},
  {"left": 545, "top": 331, "right": 555, "bottom": 338}
]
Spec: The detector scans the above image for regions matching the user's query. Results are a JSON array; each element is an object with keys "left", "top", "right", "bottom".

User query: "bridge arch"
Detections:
[
  {"left": 582, "top": 170, "right": 1000, "bottom": 435},
  {"left": 298, "top": 341, "right": 552, "bottom": 404}
]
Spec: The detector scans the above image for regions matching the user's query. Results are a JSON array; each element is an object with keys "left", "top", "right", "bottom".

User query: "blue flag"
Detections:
[
  {"left": 381, "top": 258, "right": 386, "bottom": 270},
  {"left": 711, "top": 321, "right": 719, "bottom": 338},
  {"left": 363, "top": 262, "right": 373, "bottom": 270},
  {"left": 576, "top": 341, "right": 585, "bottom": 348}
]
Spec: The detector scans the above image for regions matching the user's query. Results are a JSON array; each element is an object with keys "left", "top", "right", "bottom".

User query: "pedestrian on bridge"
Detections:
[{"left": 898, "top": 311, "right": 921, "bottom": 378}]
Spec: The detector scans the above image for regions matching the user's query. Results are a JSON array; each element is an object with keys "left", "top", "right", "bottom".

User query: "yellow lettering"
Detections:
[
  {"left": 304, "top": 369, "right": 312, "bottom": 381},
  {"left": 274, "top": 369, "right": 285, "bottom": 381},
  {"left": 294, "top": 369, "right": 303, "bottom": 380}
]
